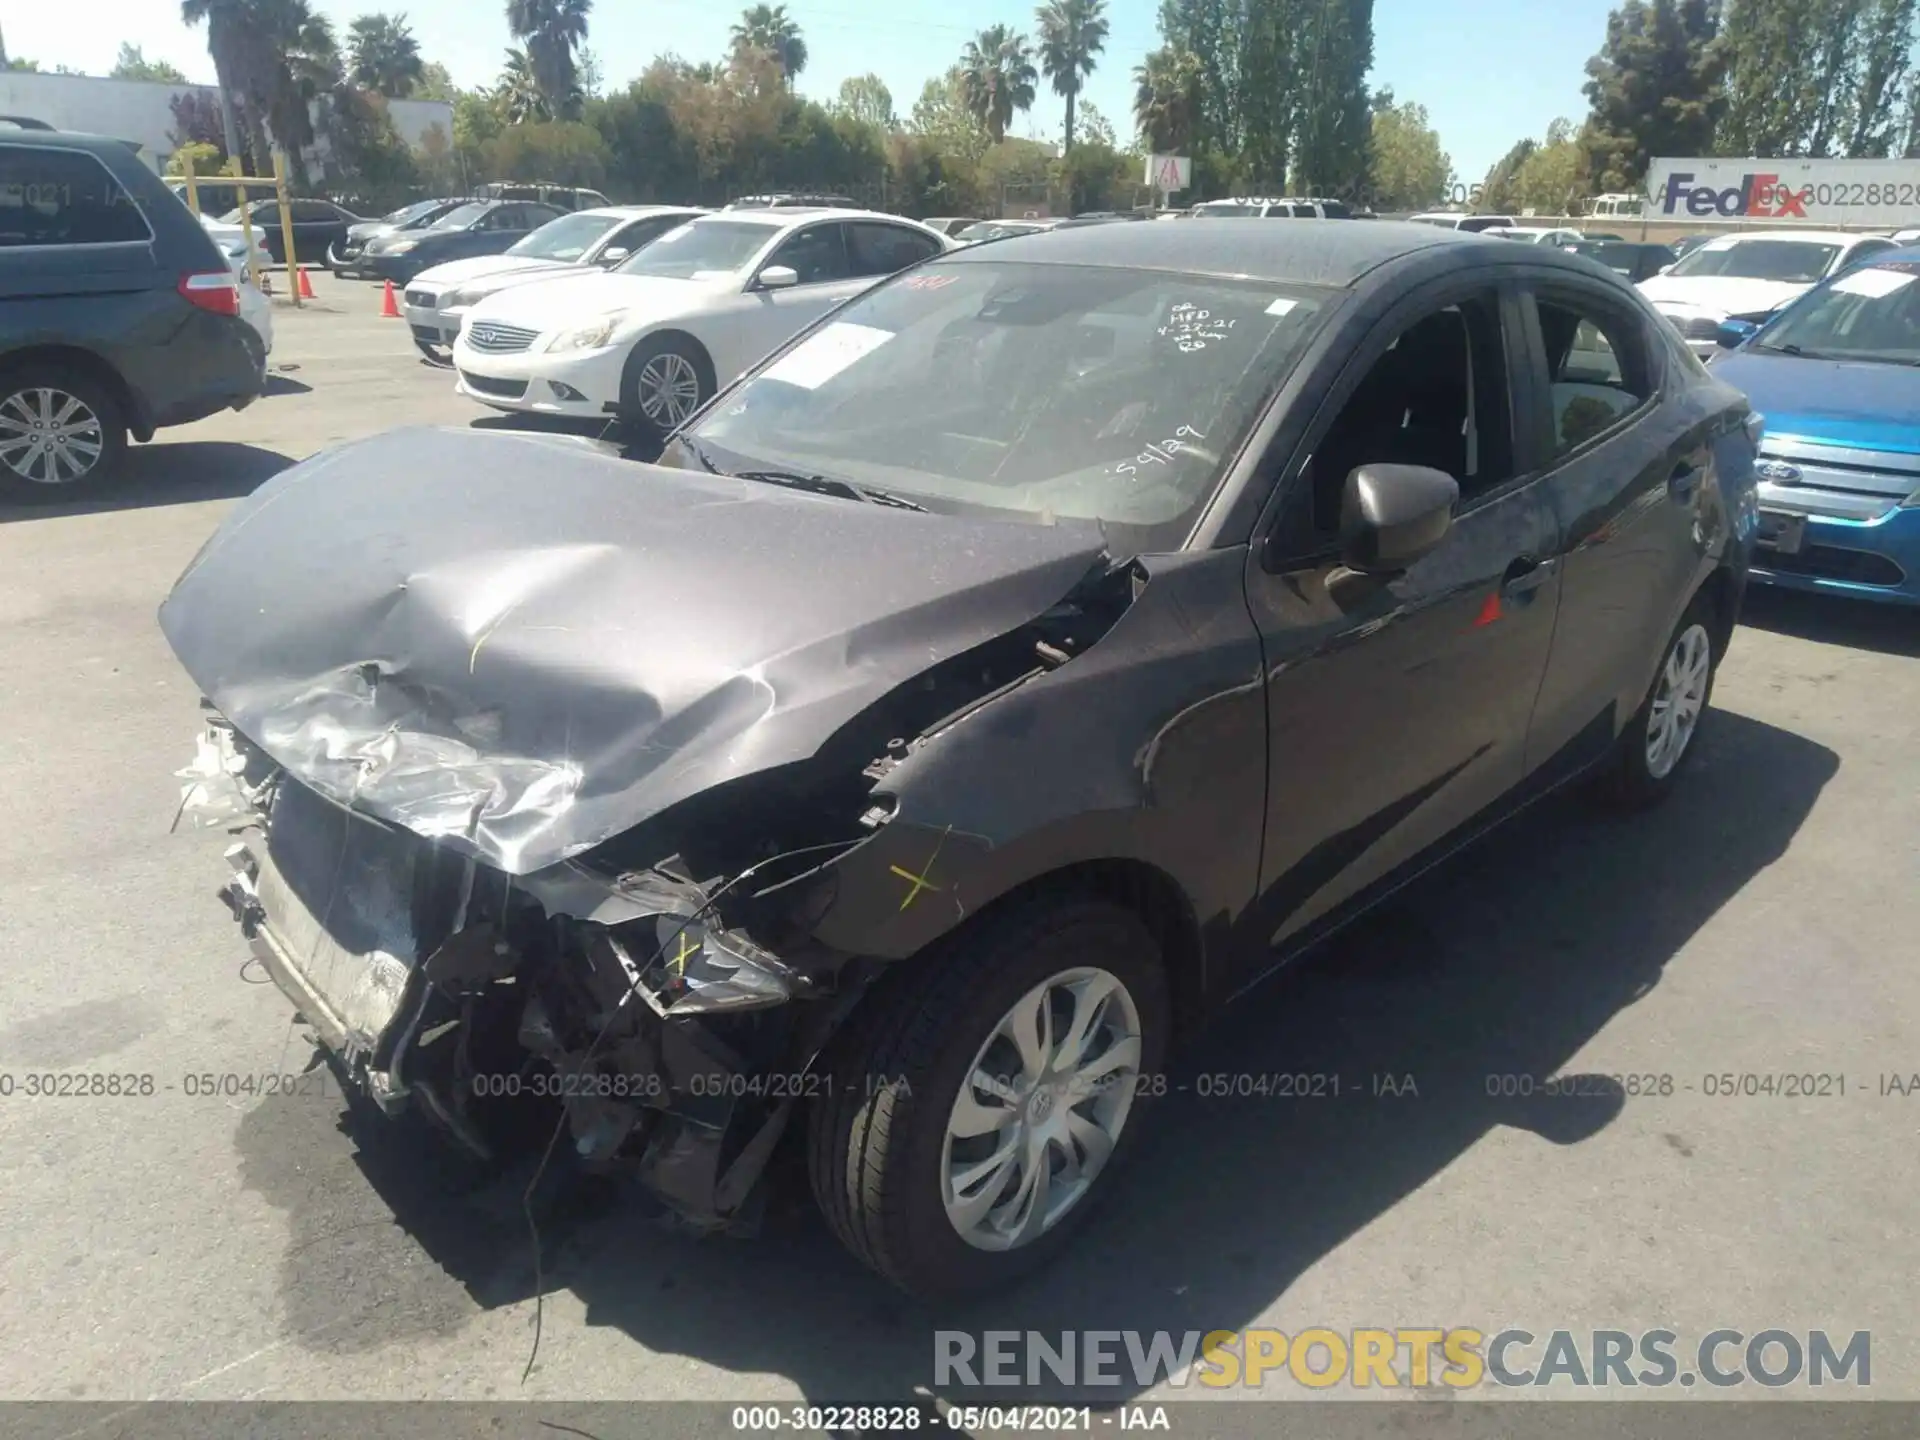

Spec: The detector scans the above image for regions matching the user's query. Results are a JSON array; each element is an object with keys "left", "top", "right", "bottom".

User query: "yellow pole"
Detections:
[
  {"left": 229, "top": 157, "right": 263, "bottom": 293},
  {"left": 273, "top": 151, "right": 302, "bottom": 309},
  {"left": 182, "top": 162, "right": 200, "bottom": 218}
]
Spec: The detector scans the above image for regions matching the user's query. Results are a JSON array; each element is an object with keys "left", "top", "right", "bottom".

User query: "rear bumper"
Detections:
[{"left": 1749, "top": 504, "right": 1920, "bottom": 605}]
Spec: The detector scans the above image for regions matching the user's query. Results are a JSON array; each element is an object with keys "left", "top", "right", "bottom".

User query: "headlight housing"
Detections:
[
  {"left": 548, "top": 313, "right": 626, "bottom": 352},
  {"left": 383, "top": 238, "right": 418, "bottom": 254}
]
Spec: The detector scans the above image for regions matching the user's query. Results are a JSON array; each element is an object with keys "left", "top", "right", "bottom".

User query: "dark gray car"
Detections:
[
  {"left": 160, "top": 221, "right": 1759, "bottom": 1298},
  {"left": 2, "top": 118, "right": 261, "bottom": 501}
]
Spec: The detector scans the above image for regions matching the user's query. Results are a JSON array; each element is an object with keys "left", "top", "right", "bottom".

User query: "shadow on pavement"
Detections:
[
  {"left": 232, "top": 708, "right": 1837, "bottom": 1402},
  {"left": 1739, "top": 584, "right": 1920, "bottom": 659},
  {"left": 0, "top": 441, "right": 293, "bottom": 522}
]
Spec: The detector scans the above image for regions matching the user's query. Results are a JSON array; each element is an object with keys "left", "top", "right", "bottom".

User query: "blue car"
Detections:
[{"left": 1709, "top": 247, "right": 1920, "bottom": 605}]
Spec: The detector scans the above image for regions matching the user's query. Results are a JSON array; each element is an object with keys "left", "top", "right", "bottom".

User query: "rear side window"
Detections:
[
  {"left": 0, "top": 145, "right": 152, "bottom": 247},
  {"left": 1534, "top": 291, "right": 1656, "bottom": 456},
  {"left": 845, "top": 221, "right": 941, "bottom": 277}
]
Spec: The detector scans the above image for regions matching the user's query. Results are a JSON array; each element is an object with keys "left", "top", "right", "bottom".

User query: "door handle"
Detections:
[{"left": 1500, "top": 555, "right": 1557, "bottom": 594}]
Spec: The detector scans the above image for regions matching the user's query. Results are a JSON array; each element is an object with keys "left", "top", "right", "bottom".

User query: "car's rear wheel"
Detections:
[
  {"left": 619, "top": 334, "right": 713, "bottom": 445},
  {"left": 1597, "top": 593, "right": 1720, "bottom": 808},
  {"left": 0, "top": 365, "right": 128, "bottom": 504},
  {"left": 808, "top": 895, "right": 1168, "bottom": 1297}
]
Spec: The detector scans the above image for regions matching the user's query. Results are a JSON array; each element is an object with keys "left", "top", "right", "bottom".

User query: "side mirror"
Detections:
[
  {"left": 756, "top": 265, "right": 799, "bottom": 290},
  {"left": 600, "top": 246, "right": 630, "bottom": 265},
  {"left": 1715, "top": 318, "right": 1760, "bottom": 350},
  {"left": 1338, "top": 464, "right": 1459, "bottom": 574}
]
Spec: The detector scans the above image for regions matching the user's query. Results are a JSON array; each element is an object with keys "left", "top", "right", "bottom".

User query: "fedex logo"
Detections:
[{"left": 1659, "top": 172, "right": 1811, "bottom": 218}]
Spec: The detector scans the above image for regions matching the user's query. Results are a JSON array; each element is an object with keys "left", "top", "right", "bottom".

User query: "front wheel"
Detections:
[
  {"left": 0, "top": 365, "right": 129, "bottom": 503},
  {"left": 618, "top": 334, "right": 714, "bottom": 446},
  {"left": 414, "top": 339, "right": 454, "bottom": 368},
  {"left": 808, "top": 896, "right": 1169, "bottom": 1298},
  {"left": 1596, "top": 593, "right": 1721, "bottom": 808}
]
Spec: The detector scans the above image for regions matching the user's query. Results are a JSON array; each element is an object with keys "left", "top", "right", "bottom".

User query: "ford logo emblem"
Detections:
[{"left": 1755, "top": 459, "right": 1802, "bottom": 483}]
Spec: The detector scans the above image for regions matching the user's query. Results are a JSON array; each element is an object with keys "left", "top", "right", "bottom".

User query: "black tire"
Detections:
[
  {"left": 1595, "top": 591, "right": 1721, "bottom": 809},
  {"left": 807, "top": 894, "right": 1170, "bottom": 1298},
  {"left": 0, "top": 363, "right": 130, "bottom": 504},
  {"left": 415, "top": 339, "right": 454, "bottom": 369},
  {"left": 618, "top": 333, "right": 715, "bottom": 447}
]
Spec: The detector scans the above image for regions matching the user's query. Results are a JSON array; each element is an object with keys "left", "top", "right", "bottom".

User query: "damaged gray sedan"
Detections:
[{"left": 162, "top": 220, "right": 1756, "bottom": 1297}]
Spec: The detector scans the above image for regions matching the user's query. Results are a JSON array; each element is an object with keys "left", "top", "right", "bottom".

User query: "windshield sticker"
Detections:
[
  {"left": 1265, "top": 297, "right": 1299, "bottom": 316},
  {"left": 760, "top": 322, "right": 895, "bottom": 390},
  {"left": 1160, "top": 302, "right": 1235, "bottom": 352},
  {"left": 1831, "top": 266, "right": 1916, "bottom": 298},
  {"left": 1111, "top": 425, "right": 1207, "bottom": 478},
  {"left": 899, "top": 274, "right": 959, "bottom": 291}
]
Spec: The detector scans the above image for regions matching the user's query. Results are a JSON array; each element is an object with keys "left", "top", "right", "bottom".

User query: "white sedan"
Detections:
[
  {"left": 451, "top": 208, "right": 952, "bottom": 435},
  {"left": 402, "top": 205, "right": 707, "bottom": 365}
]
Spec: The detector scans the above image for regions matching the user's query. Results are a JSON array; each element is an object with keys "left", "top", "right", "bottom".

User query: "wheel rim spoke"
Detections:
[{"left": 1004, "top": 982, "right": 1055, "bottom": 1083}]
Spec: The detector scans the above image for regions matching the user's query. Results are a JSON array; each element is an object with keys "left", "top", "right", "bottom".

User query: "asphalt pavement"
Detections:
[{"left": 1, "top": 271, "right": 1916, "bottom": 1421}]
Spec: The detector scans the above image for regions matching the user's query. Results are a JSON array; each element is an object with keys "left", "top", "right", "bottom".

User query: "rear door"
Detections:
[
  {"left": 1515, "top": 274, "right": 1716, "bottom": 781},
  {"left": 714, "top": 221, "right": 858, "bottom": 383}
]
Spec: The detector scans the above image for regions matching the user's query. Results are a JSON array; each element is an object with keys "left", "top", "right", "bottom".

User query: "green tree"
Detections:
[
  {"left": 834, "top": 73, "right": 896, "bottom": 131},
  {"left": 1516, "top": 117, "right": 1589, "bottom": 213},
  {"left": 1367, "top": 91, "right": 1450, "bottom": 210},
  {"left": 180, "top": 0, "right": 267, "bottom": 162},
  {"left": 506, "top": 0, "right": 591, "bottom": 121},
  {"left": 576, "top": 44, "right": 605, "bottom": 98},
  {"left": 112, "top": 44, "right": 190, "bottom": 83},
  {"left": 1840, "top": 0, "right": 1917, "bottom": 155},
  {"left": 1132, "top": 45, "right": 1202, "bottom": 154},
  {"left": 495, "top": 47, "right": 551, "bottom": 122},
  {"left": 414, "top": 60, "right": 458, "bottom": 101},
  {"left": 347, "top": 13, "right": 423, "bottom": 97},
  {"left": 730, "top": 4, "right": 807, "bottom": 89},
  {"left": 484, "top": 119, "right": 611, "bottom": 187},
  {"left": 959, "top": 25, "right": 1039, "bottom": 144},
  {"left": 1076, "top": 99, "right": 1118, "bottom": 149},
  {"left": 1035, "top": 0, "right": 1108, "bottom": 152},
  {"left": 1290, "top": 0, "right": 1375, "bottom": 199},
  {"left": 1480, "top": 137, "right": 1537, "bottom": 213},
  {"left": 1582, "top": 0, "right": 1725, "bottom": 189},
  {"left": 910, "top": 66, "right": 989, "bottom": 161}
]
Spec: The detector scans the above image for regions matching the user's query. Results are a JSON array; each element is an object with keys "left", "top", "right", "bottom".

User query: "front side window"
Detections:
[
  {"left": 0, "top": 145, "right": 151, "bottom": 246},
  {"left": 618, "top": 219, "right": 781, "bottom": 278},
  {"left": 685, "top": 261, "right": 1332, "bottom": 550},
  {"left": 1534, "top": 292, "right": 1653, "bottom": 456},
  {"left": 1751, "top": 263, "right": 1920, "bottom": 366},
  {"left": 761, "top": 224, "right": 850, "bottom": 284},
  {"left": 1668, "top": 239, "right": 1840, "bottom": 282},
  {"left": 508, "top": 210, "right": 621, "bottom": 260}
]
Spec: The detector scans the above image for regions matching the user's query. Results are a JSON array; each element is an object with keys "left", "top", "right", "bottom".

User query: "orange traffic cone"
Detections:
[
  {"left": 297, "top": 265, "right": 316, "bottom": 300},
  {"left": 380, "top": 280, "right": 401, "bottom": 318}
]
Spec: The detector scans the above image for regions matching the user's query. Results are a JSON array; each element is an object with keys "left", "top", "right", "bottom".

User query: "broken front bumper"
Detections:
[{"left": 179, "top": 719, "right": 846, "bottom": 1230}]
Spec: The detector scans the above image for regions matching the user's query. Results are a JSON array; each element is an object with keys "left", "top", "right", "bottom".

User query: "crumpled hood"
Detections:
[
  {"left": 471, "top": 271, "right": 725, "bottom": 333},
  {"left": 1637, "top": 274, "right": 1810, "bottom": 318},
  {"left": 159, "top": 426, "right": 1108, "bottom": 876}
]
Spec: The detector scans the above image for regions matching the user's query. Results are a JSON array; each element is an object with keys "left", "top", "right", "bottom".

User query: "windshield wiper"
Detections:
[{"left": 733, "top": 469, "right": 928, "bottom": 511}]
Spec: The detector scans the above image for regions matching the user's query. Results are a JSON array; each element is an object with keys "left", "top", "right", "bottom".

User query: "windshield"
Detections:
[
  {"left": 384, "top": 199, "right": 442, "bottom": 225},
  {"left": 1752, "top": 263, "right": 1920, "bottom": 365},
  {"left": 431, "top": 202, "right": 491, "bottom": 231},
  {"left": 617, "top": 219, "right": 777, "bottom": 277},
  {"left": 509, "top": 211, "right": 620, "bottom": 261},
  {"left": 1669, "top": 238, "right": 1840, "bottom": 282},
  {"left": 684, "top": 261, "right": 1331, "bottom": 550},
  {"left": 955, "top": 221, "right": 1044, "bottom": 241}
]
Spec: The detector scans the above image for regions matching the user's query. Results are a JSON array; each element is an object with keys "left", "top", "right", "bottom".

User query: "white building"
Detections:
[{"left": 0, "top": 69, "right": 452, "bottom": 178}]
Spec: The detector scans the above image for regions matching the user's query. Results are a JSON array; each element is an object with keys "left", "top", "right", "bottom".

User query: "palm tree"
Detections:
[
  {"left": 1034, "top": 0, "right": 1106, "bottom": 152},
  {"left": 495, "top": 47, "right": 551, "bottom": 123},
  {"left": 1132, "top": 46, "right": 1201, "bottom": 155},
  {"left": 505, "top": 0, "right": 591, "bottom": 120},
  {"left": 959, "top": 25, "right": 1038, "bottom": 144},
  {"left": 256, "top": 0, "right": 342, "bottom": 187},
  {"left": 180, "top": 0, "right": 263, "bottom": 163},
  {"left": 348, "top": 12, "right": 424, "bottom": 97},
  {"left": 729, "top": 4, "right": 807, "bottom": 89}
]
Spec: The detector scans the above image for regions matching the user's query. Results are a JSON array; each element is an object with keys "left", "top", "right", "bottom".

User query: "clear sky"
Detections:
[{"left": 5, "top": 0, "right": 1620, "bottom": 184}]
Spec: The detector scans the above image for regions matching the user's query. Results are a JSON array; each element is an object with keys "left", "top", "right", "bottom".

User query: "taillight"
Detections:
[{"left": 179, "top": 271, "right": 241, "bottom": 317}]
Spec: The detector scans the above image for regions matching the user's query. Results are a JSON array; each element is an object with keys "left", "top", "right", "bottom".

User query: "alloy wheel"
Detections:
[
  {"left": 1645, "top": 622, "right": 1712, "bottom": 779},
  {"left": 636, "top": 351, "right": 702, "bottom": 426},
  {"left": 941, "top": 965, "right": 1143, "bottom": 1252},
  {"left": 0, "top": 387, "right": 105, "bottom": 487}
]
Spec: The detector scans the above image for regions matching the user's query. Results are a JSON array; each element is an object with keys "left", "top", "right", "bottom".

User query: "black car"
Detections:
[
  {"left": 1, "top": 117, "right": 260, "bottom": 501},
  {"left": 161, "top": 221, "right": 1758, "bottom": 1297},
  {"left": 328, "top": 196, "right": 474, "bottom": 274},
  {"left": 356, "top": 199, "right": 568, "bottom": 284},
  {"left": 219, "top": 196, "right": 364, "bottom": 266},
  {"left": 475, "top": 181, "right": 613, "bottom": 211},
  {"left": 1592, "top": 241, "right": 1677, "bottom": 282}
]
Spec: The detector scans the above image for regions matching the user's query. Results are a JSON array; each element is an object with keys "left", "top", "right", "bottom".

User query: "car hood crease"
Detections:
[{"left": 158, "top": 427, "right": 1109, "bottom": 876}]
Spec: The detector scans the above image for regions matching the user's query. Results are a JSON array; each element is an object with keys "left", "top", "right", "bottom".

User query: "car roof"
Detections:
[
  {"left": 577, "top": 204, "right": 708, "bottom": 219},
  {"left": 1706, "top": 229, "right": 1867, "bottom": 244},
  {"left": 691, "top": 207, "right": 921, "bottom": 229},
  {"left": 0, "top": 122, "right": 143, "bottom": 159},
  {"left": 942, "top": 218, "right": 1517, "bottom": 287}
]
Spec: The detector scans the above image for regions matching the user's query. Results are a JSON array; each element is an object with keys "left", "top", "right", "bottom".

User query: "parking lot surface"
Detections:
[{"left": 2, "top": 272, "right": 1917, "bottom": 1413}]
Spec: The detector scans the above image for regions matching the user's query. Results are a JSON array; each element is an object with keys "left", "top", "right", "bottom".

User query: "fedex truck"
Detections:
[{"left": 1645, "top": 157, "right": 1920, "bottom": 228}]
